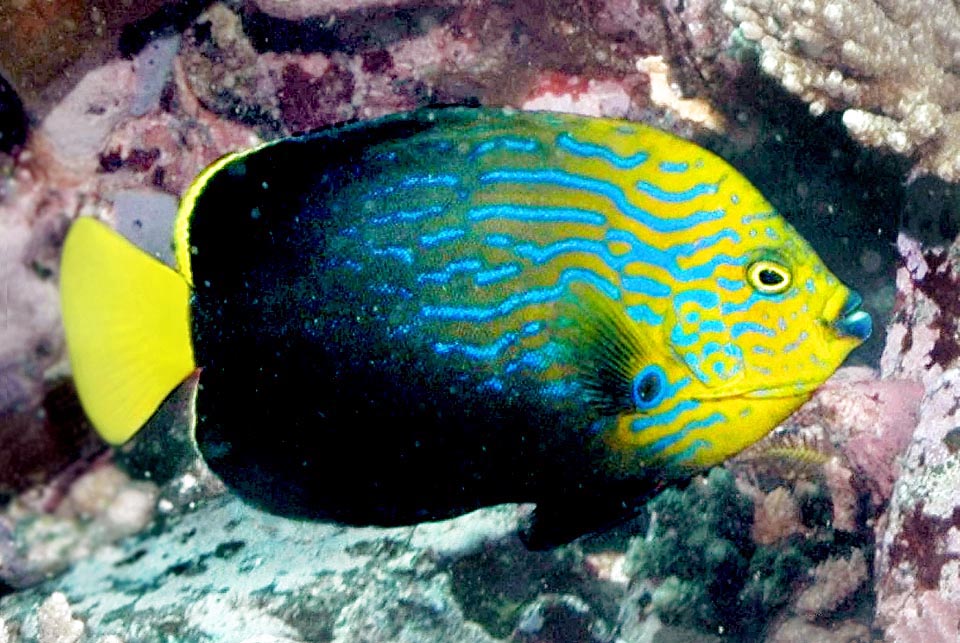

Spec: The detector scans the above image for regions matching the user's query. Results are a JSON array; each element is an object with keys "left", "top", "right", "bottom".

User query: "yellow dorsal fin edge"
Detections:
[
  {"left": 174, "top": 144, "right": 271, "bottom": 285},
  {"left": 60, "top": 217, "right": 196, "bottom": 444}
]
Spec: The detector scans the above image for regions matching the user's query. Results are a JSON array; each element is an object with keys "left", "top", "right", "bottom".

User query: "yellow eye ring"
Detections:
[{"left": 747, "top": 260, "right": 792, "bottom": 294}]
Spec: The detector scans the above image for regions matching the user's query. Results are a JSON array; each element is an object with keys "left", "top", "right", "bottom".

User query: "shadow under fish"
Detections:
[{"left": 59, "top": 107, "right": 871, "bottom": 548}]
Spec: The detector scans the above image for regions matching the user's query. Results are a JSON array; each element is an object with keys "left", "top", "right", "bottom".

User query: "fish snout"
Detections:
[{"left": 824, "top": 288, "right": 872, "bottom": 341}]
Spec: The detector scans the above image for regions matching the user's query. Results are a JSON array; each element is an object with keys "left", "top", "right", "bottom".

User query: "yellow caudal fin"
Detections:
[{"left": 60, "top": 217, "right": 195, "bottom": 444}]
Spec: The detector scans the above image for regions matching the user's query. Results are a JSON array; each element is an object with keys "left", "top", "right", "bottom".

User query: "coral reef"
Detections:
[
  {"left": 622, "top": 467, "right": 873, "bottom": 641},
  {"left": 724, "top": 0, "right": 960, "bottom": 182},
  {"left": 0, "top": 0, "right": 944, "bottom": 640}
]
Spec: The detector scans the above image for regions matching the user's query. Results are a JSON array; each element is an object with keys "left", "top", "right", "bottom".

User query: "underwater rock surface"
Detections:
[
  {"left": 874, "top": 232, "right": 960, "bottom": 642},
  {"left": 0, "top": 494, "right": 522, "bottom": 642}
]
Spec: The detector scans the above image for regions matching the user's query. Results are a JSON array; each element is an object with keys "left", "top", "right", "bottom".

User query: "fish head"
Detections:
[
  {"left": 667, "top": 214, "right": 872, "bottom": 397},
  {"left": 600, "top": 214, "right": 870, "bottom": 472}
]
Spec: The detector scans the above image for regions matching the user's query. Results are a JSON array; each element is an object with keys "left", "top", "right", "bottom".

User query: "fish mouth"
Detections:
[{"left": 830, "top": 290, "right": 872, "bottom": 341}]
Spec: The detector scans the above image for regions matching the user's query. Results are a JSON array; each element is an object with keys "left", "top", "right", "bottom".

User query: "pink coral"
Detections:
[
  {"left": 795, "top": 549, "right": 868, "bottom": 618},
  {"left": 879, "top": 590, "right": 960, "bottom": 643},
  {"left": 750, "top": 486, "right": 804, "bottom": 545},
  {"left": 791, "top": 367, "right": 922, "bottom": 508}
]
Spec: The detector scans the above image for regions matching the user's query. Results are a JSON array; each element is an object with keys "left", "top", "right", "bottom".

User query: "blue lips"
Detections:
[{"left": 834, "top": 291, "right": 872, "bottom": 341}]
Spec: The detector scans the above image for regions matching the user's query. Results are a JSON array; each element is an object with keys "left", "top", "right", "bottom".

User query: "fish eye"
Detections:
[
  {"left": 632, "top": 365, "right": 667, "bottom": 411},
  {"left": 746, "top": 260, "right": 792, "bottom": 295}
]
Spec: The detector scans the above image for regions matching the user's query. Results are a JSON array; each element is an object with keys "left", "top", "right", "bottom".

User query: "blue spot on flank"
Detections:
[
  {"left": 685, "top": 311, "right": 700, "bottom": 323},
  {"left": 421, "top": 228, "right": 466, "bottom": 247},
  {"left": 718, "top": 278, "right": 745, "bottom": 291},
  {"left": 731, "top": 194, "right": 740, "bottom": 204},
  {"left": 470, "top": 136, "right": 540, "bottom": 157},
  {"left": 521, "top": 320, "right": 545, "bottom": 336},
  {"left": 677, "top": 252, "right": 749, "bottom": 281},
  {"left": 541, "top": 380, "right": 580, "bottom": 398},
  {"left": 484, "top": 234, "right": 513, "bottom": 248},
  {"left": 731, "top": 322, "right": 776, "bottom": 338},
  {"left": 741, "top": 211, "right": 776, "bottom": 223},
  {"left": 784, "top": 331, "right": 810, "bottom": 354},
  {"left": 556, "top": 133, "right": 649, "bottom": 168},
  {"left": 401, "top": 174, "right": 460, "bottom": 189},
  {"left": 420, "top": 268, "right": 619, "bottom": 323},
  {"left": 721, "top": 290, "right": 792, "bottom": 315},
  {"left": 627, "top": 304, "right": 664, "bottom": 326},
  {"left": 671, "top": 325, "right": 700, "bottom": 348},
  {"left": 805, "top": 278, "right": 816, "bottom": 293},
  {"left": 621, "top": 275, "right": 672, "bottom": 297},
  {"left": 475, "top": 263, "right": 522, "bottom": 286},
  {"left": 702, "top": 342, "right": 722, "bottom": 356},
  {"left": 664, "top": 438, "right": 711, "bottom": 466},
  {"left": 658, "top": 161, "right": 689, "bottom": 173},
  {"left": 371, "top": 205, "right": 446, "bottom": 226},
  {"left": 642, "top": 412, "right": 723, "bottom": 456},
  {"left": 434, "top": 331, "right": 519, "bottom": 360},
  {"left": 634, "top": 179, "right": 718, "bottom": 203},
  {"left": 700, "top": 320, "right": 725, "bottom": 334},
  {"left": 673, "top": 289, "right": 721, "bottom": 311},
  {"left": 673, "top": 229, "right": 741, "bottom": 257},
  {"left": 479, "top": 169, "right": 724, "bottom": 233},
  {"left": 417, "top": 258, "right": 483, "bottom": 284},
  {"left": 752, "top": 345, "right": 776, "bottom": 355},
  {"left": 507, "top": 228, "right": 744, "bottom": 284},
  {"left": 507, "top": 342, "right": 561, "bottom": 373},
  {"left": 366, "top": 173, "right": 460, "bottom": 198},
  {"left": 765, "top": 226, "right": 780, "bottom": 240},
  {"left": 371, "top": 246, "right": 414, "bottom": 264},
  {"left": 468, "top": 203, "right": 606, "bottom": 225},
  {"left": 631, "top": 399, "right": 699, "bottom": 433}
]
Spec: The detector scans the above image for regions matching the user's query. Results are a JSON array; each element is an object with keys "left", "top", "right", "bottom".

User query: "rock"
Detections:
[
  {"left": 252, "top": 0, "right": 414, "bottom": 21},
  {"left": 0, "top": 494, "right": 522, "bottom": 641},
  {"left": 874, "top": 231, "right": 960, "bottom": 640},
  {"left": 39, "top": 61, "right": 140, "bottom": 175},
  {"left": 765, "top": 616, "right": 871, "bottom": 643},
  {"left": 511, "top": 594, "right": 609, "bottom": 643}
]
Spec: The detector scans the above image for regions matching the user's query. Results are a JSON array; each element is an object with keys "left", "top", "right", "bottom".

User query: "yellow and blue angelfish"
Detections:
[{"left": 60, "top": 107, "right": 871, "bottom": 547}]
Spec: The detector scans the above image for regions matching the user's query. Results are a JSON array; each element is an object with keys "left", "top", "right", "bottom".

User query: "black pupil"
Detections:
[
  {"left": 758, "top": 268, "right": 784, "bottom": 286},
  {"left": 637, "top": 373, "right": 662, "bottom": 403}
]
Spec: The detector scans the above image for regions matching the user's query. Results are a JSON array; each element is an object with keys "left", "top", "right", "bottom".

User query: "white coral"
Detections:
[
  {"left": 37, "top": 593, "right": 84, "bottom": 643},
  {"left": 725, "top": 0, "right": 960, "bottom": 182}
]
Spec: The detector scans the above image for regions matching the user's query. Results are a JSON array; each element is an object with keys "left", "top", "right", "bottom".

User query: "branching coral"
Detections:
[{"left": 723, "top": 0, "right": 960, "bottom": 182}]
